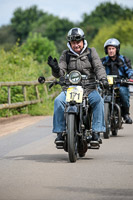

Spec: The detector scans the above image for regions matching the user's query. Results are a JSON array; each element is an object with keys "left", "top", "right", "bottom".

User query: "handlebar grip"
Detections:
[
  {"left": 129, "top": 79, "right": 133, "bottom": 83},
  {"left": 127, "top": 80, "right": 133, "bottom": 85}
]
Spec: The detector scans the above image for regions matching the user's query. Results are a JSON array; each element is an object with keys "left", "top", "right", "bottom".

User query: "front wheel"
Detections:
[
  {"left": 104, "top": 103, "right": 111, "bottom": 139},
  {"left": 67, "top": 114, "right": 77, "bottom": 163},
  {"left": 111, "top": 104, "right": 121, "bottom": 136}
]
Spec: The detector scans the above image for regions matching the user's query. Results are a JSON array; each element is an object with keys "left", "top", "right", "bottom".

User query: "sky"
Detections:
[{"left": 0, "top": 0, "right": 133, "bottom": 26}]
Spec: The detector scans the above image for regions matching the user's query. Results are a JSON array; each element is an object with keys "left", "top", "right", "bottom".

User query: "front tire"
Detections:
[
  {"left": 67, "top": 114, "right": 77, "bottom": 163},
  {"left": 104, "top": 103, "right": 111, "bottom": 139},
  {"left": 111, "top": 104, "right": 121, "bottom": 136}
]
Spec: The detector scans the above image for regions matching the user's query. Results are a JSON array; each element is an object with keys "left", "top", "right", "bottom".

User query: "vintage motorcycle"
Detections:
[
  {"left": 103, "top": 75, "right": 133, "bottom": 139},
  {"left": 39, "top": 70, "right": 102, "bottom": 163}
]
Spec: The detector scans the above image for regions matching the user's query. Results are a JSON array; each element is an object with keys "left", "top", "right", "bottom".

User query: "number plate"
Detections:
[
  {"left": 66, "top": 86, "right": 83, "bottom": 103},
  {"left": 107, "top": 75, "right": 114, "bottom": 85}
]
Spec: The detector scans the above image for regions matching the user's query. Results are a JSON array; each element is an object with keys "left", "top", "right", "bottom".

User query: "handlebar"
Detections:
[
  {"left": 38, "top": 75, "right": 133, "bottom": 91},
  {"left": 48, "top": 80, "right": 59, "bottom": 89},
  {"left": 47, "top": 79, "right": 101, "bottom": 89},
  {"left": 114, "top": 79, "right": 133, "bottom": 85}
]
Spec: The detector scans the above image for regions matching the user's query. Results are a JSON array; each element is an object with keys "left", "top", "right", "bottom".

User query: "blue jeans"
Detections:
[
  {"left": 119, "top": 86, "right": 130, "bottom": 107},
  {"left": 53, "top": 90, "right": 105, "bottom": 133}
]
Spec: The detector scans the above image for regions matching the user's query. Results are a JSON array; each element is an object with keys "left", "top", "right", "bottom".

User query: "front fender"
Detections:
[{"left": 65, "top": 105, "right": 79, "bottom": 114}]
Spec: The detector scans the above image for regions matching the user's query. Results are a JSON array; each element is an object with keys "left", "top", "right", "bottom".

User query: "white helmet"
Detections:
[
  {"left": 67, "top": 27, "right": 85, "bottom": 42},
  {"left": 104, "top": 38, "right": 120, "bottom": 54}
]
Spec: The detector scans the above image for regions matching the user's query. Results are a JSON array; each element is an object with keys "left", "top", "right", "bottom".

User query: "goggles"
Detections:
[{"left": 67, "top": 35, "right": 84, "bottom": 42}]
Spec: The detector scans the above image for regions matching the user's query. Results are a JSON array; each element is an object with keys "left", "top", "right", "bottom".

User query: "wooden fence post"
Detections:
[
  {"left": 8, "top": 86, "right": 11, "bottom": 104},
  {"left": 22, "top": 86, "right": 27, "bottom": 101},
  {"left": 35, "top": 85, "right": 40, "bottom": 101}
]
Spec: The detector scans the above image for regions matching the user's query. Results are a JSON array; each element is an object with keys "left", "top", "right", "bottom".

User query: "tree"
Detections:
[
  {"left": 0, "top": 25, "right": 16, "bottom": 50},
  {"left": 11, "top": 5, "right": 44, "bottom": 42},
  {"left": 21, "top": 32, "right": 59, "bottom": 63},
  {"left": 90, "top": 18, "right": 133, "bottom": 61},
  {"left": 80, "top": 2, "right": 133, "bottom": 44},
  {"left": 31, "top": 16, "right": 74, "bottom": 53},
  {"left": 10, "top": 6, "right": 74, "bottom": 53}
]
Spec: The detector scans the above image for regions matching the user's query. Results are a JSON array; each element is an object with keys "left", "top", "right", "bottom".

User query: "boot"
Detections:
[
  {"left": 90, "top": 132, "right": 101, "bottom": 148},
  {"left": 122, "top": 107, "right": 132, "bottom": 124},
  {"left": 55, "top": 133, "right": 64, "bottom": 145},
  {"left": 98, "top": 133, "right": 102, "bottom": 144},
  {"left": 123, "top": 114, "right": 132, "bottom": 124}
]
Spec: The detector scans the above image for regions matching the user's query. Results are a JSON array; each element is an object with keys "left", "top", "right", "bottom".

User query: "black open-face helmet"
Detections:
[
  {"left": 67, "top": 27, "right": 85, "bottom": 42},
  {"left": 104, "top": 38, "right": 120, "bottom": 54}
]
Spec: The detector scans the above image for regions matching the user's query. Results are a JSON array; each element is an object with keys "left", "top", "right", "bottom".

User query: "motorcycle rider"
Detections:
[
  {"left": 46, "top": 27, "right": 108, "bottom": 147},
  {"left": 101, "top": 38, "right": 133, "bottom": 124}
]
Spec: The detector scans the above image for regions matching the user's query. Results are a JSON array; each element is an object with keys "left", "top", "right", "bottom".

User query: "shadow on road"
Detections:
[
  {"left": 44, "top": 186, "right": 133, "bottom": 199},
  {"left": 4, "top": 154, "right": 94, "bottom": 163}
]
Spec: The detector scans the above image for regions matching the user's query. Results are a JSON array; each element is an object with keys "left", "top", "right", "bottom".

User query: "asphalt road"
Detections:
[{"left": 0, "top": 100, "right": 133, "bottom": 200}]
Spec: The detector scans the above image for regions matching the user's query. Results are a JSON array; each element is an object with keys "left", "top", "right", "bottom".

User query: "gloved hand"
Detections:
[
  {"left": 38, "top": 76, "right": 45, "bottom": 84},
  {"left": 101, "top": 78, "right": 109, "bottom": 89},
  {"left": 129, "top": 75, "right": 133, "bottom": 82},
  {"left": 47, "top": 56, "right": 60, "bottom": 73}
]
